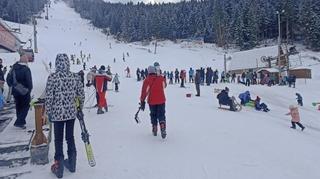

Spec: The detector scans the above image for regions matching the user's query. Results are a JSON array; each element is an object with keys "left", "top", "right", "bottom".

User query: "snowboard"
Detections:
[{"left": 76, "top": 109, "right": 96, "bottom": 167}]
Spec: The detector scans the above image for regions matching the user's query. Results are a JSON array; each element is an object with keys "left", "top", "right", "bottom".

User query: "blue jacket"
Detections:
[{"left": 239, "top": 91, "right": 251, "bottom": 104}]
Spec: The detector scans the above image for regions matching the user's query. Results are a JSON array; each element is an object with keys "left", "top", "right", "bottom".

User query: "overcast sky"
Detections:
[{"left": 104, "top": 0, "right": 183, "bottom": 4}]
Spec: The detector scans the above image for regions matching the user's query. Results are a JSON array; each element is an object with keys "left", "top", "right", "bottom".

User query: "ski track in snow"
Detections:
[{"left": 0, "top": 1, "right": 320, "bottom": 179}]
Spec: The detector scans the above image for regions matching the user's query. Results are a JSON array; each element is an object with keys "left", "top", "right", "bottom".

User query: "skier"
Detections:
[
  {"left": 296, "top": 93, "right": 303, "bottom": 106},
  {"left": 286, "top": 105, "right": 305, "bottom": 131},
  {"left": 169, "top": 71, "right": 174, "bottom": 84},
  {"left": 125, "top": 67, "right": 130, "bottom": 78},
  {"left": 94, "top": 65, "right": 112, "bottom": 114},
  {"left": 83, "top": 62, "right": 86, "bottom": 71},
  {"left": 112, "top": 73, "right": 120, "bottom": 92},
  {"left": 6, "top": 52, "right": 33, "bottom": 129},
  {"left": 49, "top": 62, "right": 52, "bottom": 69},
  {"left": 195, "top": 69, "right": 201, "bottom": 97},
  {"left": 140, "top": 65, "right": 167, "bottom": 139},
  {"left": 45, "top": 54, "right": 85, "bottom": 178}
]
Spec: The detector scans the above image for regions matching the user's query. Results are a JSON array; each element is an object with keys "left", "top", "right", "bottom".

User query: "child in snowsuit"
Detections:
[
  {"left": 296, "top": 93, "right": 303, "bottom": 106},
  {"left": 286, "top": 105, "right": 305, "bottom": 131}
]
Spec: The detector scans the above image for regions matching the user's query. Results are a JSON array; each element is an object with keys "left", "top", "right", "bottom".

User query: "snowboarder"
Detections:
[
  {"left": 93, "top": 65, "right": 112, "bottom": 114},
  {"left": 45, "top": 54, "right": 85, "bottom": 178},
  {"left": 296, "top": 93, "right": 303, "bottom": 106},
  {"left": 112, "top": 73, "right": 120, "bottom": 92},
  {"left": 140, "top": 65, "right": 167, "bottom": 139},
  {"left": 286, "top": 105, "right": 305, "bottom": 131},
  {"left": 6, "top": 52, "right": 33, "bottom": 129}
]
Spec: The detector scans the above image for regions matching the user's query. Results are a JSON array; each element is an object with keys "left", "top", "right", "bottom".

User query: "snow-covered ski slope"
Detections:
[{"left": 1, "top": 1, "right": 320, "bottom": 179}]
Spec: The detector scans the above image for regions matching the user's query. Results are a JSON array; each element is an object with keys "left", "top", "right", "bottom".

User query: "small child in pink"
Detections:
[{"left": 286, "top": 105, "right": 305, "bottom": 131}]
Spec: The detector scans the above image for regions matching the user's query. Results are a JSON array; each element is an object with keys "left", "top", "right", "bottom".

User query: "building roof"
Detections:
[
  {"left": 0, "top": 18, "right": 22, "bottom": 52},
  {"left": 229, "top": 46, "right": 278, "bottom": 71}
]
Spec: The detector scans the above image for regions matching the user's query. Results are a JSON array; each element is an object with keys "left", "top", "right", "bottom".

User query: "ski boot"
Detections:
[
  {"left": 152, "top": 125, "right": 157, "bottom": 136},
  {"left": 301, "top": 126, "right": 305, "bottom": 131},
  {"left": 160, "top": 122, "right": 167, "bottom": 139},
  {"left": 104, "top": 106, "right": 108, "bottom": 112},
  {"left": 51, "top": 159, "right": 64, "bottom": 178},
  {"left": 97, "top": 107, "right": 104, "bottom": 114},
  {"left": 64, "top": 152, "right": 76, "bottom": 173}
]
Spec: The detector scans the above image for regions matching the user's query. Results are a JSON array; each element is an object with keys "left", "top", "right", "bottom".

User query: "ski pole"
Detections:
[{"left": 134, "top": 107, "right": 141, "bottom": 124}]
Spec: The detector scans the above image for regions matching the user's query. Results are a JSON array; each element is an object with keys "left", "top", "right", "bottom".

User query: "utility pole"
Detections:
[
  {"left": 154, "top": 40, "right": 157, "bottom": 54},
  {"left": 45, "top": 4, "right": 49, "bottom": 20},
  {"left": 32, "top": 16, "right": 38, "bottom": 53},
  {"left": 276, "top": 10, "right": 285, "bottom": 82},
  {"left": 224, "top": 52, "right": 227, "bottom": 73}
]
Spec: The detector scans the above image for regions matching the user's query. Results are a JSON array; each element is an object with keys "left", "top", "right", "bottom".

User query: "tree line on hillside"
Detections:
[
  {"left": 70, "top": 0, "right": 320, "bottom": 51},
  {"left": 0, "top": 0, "right": 47, "bottom": 24}
]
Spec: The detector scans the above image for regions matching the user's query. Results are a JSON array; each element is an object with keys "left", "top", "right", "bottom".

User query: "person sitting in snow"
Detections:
[
  {"left": 238, "top": 91, "right": 253, "bottom": 105},
  {"left": 286, "top": 105, "right": 305, "bottom": 131},
  {"left": 296, "top": 93, "right": 303, "bottom": 106},
  {"left": 254, "top": 96, "right": 270, "bottom": 112},
  {"left": 217, "top": 87, "right": 236, "bottom": 111}
]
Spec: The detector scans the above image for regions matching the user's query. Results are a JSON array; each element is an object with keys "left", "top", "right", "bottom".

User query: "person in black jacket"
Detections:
[
  {"left": 6, "top": 52, "right": 33, "bottom": 129},
  {"left": 217, "top": 87, "right": 236, "bottom": 111}
]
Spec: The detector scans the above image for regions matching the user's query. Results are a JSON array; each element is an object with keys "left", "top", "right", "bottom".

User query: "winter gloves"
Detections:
[{"left": 140, "top": 101, "right": 146, "bottom": 111}]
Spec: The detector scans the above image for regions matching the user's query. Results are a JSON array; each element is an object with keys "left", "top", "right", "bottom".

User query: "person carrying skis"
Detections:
[
  {"left": 296, "top": 93, "right": 303, "bottom": 106},
  {"left": 45, "top": 54, "right": 85, "bottom": 178},
  {"left": 112, "top": 73, "right": 120, "bottom": 92},
  {"left": 217, "top": 87, "right": 236, "bottom": 111},
  {"left": 286, "top": 105, "right": 305, "bottom": 131},
  {"left": 94, "top": 65, "right": 112, "bottom": 114},
  {"left": 140, "top": 65, "right": 167, "bottom": 139}
]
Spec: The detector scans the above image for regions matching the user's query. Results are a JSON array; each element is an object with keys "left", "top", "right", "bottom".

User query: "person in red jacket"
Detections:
[
  {"left": 94, "top": 65, "right": 112, "bottom": 114},
  {"left": 140, "top": 65, "right": 167, "bottom": 139},
  {"left": 180, "top": 69, "right": 186, "bottom": 87}
]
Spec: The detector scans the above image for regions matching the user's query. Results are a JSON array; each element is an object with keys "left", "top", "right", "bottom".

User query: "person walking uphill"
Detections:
[
  {"left": 140, "top": 65, "right": 167, "bottom": 139},
  {"left": 45, "top": 54, "right": 85, "bottom": 178},
  {"left": 286, "top": 105, "right": 305, "bottom": 131},
  {"left": 6, "top": 52, "right": 33, "bottom": 129},
  {"left": 94, "top": 65, "right": 112, "bottom": 114}
]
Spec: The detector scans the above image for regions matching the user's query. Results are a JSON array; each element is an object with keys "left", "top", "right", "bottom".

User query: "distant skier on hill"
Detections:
[
  {"left": 296, "top": 93, "right": 303, "bottom": 106},
  {"left": 140, "top": 65, "right": 167, "bottom": 139}
]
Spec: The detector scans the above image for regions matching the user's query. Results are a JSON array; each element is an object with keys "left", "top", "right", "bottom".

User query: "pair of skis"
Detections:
[{"left": 76, "top": 109, "right": 96, "bottom": 167}]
